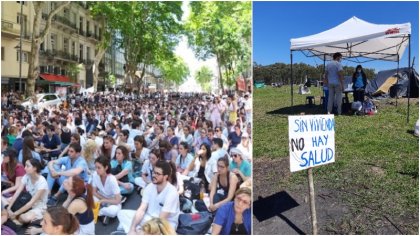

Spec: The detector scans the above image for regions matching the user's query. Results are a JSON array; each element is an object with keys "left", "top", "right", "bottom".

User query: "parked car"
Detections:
[{"left": 20, "top": 93, "right": 63, "bottom": 110}]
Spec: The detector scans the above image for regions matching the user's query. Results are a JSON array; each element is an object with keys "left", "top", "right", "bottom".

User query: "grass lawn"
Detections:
[{"left": 253, "top": 86, "right": 419, "bottom": 234}]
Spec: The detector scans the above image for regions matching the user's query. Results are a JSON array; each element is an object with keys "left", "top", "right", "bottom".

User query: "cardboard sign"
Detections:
[{"left": 288, "top": 115, "right": 335, "bottom": 172}]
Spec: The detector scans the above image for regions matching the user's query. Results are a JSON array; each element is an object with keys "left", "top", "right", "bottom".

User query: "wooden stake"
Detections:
[{"left": 307, "top": 168, "right": 318, "bottom": 234}]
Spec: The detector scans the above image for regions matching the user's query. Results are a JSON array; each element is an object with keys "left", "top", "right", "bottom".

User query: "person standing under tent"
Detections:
[
  {"left": 326, "top": 52, "right": 344, "bottom": 115},
  {"left": 352, "top": 65, "right": 368, "bottom": 103}
]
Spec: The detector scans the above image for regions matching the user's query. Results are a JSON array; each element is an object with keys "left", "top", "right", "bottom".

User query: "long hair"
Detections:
[
  {"left": 22, "top": 136, "right": 35, "bottom": 166},
  {"left": 168, "top": 161, "right": 177, "bottom": 186},
  {"left": 115, "top": 145, "right": 130, "bottom": 161},
  {"left": 4, "top": 148, "right": 18, "bottom": 179},
  {"left": 100, "top": 135, "right": 115, "bottom": 159},
  {"left": 71, "top": 176, "right": 94, "bottom": 210},
  {"left": 83, "top": 139, "right": 97, "bottom": 165},
  {"left": 46, "top": 206, "right": 80, "bottom": 235},
  {"left": 199, "top": 143, "right": 211, "bottom": 161}
]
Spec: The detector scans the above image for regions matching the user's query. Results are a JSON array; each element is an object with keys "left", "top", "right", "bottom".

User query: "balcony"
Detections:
[
  {"left": 1, "top": 20, "right": 20, "bottom": 36},
  {"left": 78, "top": 29, "right": 86, "bottom": 37},
  {"left": 86, "top": 31, "right": 99, "bottom": 41},
  {"left": 55, "top": 15, "right": 77, "bottom": 30}
]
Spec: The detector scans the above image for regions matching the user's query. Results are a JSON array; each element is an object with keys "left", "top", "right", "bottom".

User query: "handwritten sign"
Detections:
[{"left": 288, "top": 115, "right": 335, "bottom": 172}]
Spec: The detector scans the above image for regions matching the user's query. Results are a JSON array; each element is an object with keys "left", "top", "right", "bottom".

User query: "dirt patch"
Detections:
[
  {"left": 370, "top": 166, "right": 386, "bottom": 176},
  {"left": 253, "top": 157, "right": 418, "bottom": 235}
]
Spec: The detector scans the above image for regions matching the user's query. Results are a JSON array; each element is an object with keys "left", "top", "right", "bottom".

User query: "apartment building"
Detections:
[{"left": 1, "top": 1, "right": 105, "bottom": 93}]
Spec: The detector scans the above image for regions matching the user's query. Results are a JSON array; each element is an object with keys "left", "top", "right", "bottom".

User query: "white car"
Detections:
[{"left": 20, "top": 93, "right": 63, "bottom": 110}]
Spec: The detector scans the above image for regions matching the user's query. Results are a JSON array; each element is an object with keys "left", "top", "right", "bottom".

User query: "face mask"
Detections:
[{"left": 357, "top": 69, "right": 362, "bottom": 73}]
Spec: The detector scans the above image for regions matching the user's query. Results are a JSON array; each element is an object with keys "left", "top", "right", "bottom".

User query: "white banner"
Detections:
[{"left": 288, "top": 115, "right": 335, "bottom": 172}]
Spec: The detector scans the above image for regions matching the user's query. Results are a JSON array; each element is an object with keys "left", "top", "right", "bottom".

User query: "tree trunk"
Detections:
[
  {"left": 26, "top": 1, "right": 70, "bottom": 97},
  {"left": 93, "top": 48, "right": 106, "bottom": 92},
  {"left": 216, "top": 55, "right": 224, "bottom": 93}
]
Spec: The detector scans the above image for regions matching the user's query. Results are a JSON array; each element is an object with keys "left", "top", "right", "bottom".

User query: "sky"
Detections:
[
  {"left": 176, "top": 0, "right": 218, "bottom": 93},
  {"left": 253, "top": 1, "right": 419, "bottom": 73}
]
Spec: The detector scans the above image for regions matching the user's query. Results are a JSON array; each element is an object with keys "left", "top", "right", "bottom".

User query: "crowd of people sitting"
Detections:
[{"left": 1, "top": 89, "right": 252, "bottom": 235}]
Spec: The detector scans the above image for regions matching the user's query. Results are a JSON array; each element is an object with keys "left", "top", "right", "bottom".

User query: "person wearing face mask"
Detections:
[
  {"left": 352, "top": 65, "right": 368, "bottom": 103},
  {"left": 325, "top": 52, "right": 344, "bottom": 115}
]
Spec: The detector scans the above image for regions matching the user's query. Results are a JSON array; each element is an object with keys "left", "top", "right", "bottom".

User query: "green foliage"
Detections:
[
  {"left": 158, "top": 56, "right": 190, "bottom": 85},
  {"left": 254, "top": 86, "right": 419, "bottom": 233},
  {"left": 105, "top": 74, "right": 116, "bottom": 87},
  {"left": 89, "top": 2, "right": 184, "bottom": 81},
  {"left": 195, "top": 66, "right": 213, "bottom": 92},
  {"left": 254, "top": 62, "right": 376, "bottom": 85},
  {"left": 186, "top": 1, "right": 251, "bottom": 88},
  {"left": 66, "top": 63, "right": 82, "bottom": 82}
]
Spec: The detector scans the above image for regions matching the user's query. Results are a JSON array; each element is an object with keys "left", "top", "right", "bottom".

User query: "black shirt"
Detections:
[{"left": 229, "top": 222, "right": 248, "bottom": 235}]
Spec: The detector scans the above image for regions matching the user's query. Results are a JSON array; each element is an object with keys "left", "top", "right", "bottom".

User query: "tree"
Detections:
[
  {"left": 195, "top": 66, "right": 213, "bottom": 93},
  {"left": 186, "top": 1, "right": 251, "bottom": 92},
  {"left": 26, "top": 1, "right": 70, "bottom": 97},
  {"left": 158, "top": 56, "right": 190, "bottom": 86},
  {"left": 89, "top": 2, "right": 118, "bottom": 92},
  {"left": 89, "top": 2, "right": 183, "bottom": 93}
]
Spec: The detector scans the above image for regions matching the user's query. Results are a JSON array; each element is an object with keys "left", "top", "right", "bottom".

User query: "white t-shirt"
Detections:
[
  {"left": 91, "top": 173, "right": 120, "bottom": 199},
  {"left": 205, "top": 148, "right": 227, "bottom": 183},
  {"left": 137, "top": 147, "right": 151, "bottom": 163},
  {"left": 141, "top": 160, "right": 153, "bottom": 183},
  {"left": 142, "top": 183, "right": 180, "bottom": 229},
  {"left": 21, "top": 174, "right": 48, "bottom": 211}
]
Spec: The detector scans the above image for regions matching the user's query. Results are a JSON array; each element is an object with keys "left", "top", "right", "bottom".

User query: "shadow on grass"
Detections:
[
  {"left": 253, "top": 191, "right": 305, "bottom": 234},
  {"left": 267, "top": 104, "right": 325, "bottom": 116}
]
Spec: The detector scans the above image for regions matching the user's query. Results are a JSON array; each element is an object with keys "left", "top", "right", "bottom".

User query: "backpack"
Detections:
[
  {"left": 1, "top": 225, "right": 16, "bottom": 235},
  {"left": 176, "top": 212, "right": 213, "bottom": 235},
  {"left": 183, "top": 178, "right": 201, "bottom": 200}
]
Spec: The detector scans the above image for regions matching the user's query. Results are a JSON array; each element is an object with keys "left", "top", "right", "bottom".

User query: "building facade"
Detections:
[{"left": 1, "top": 1, "right": 105, "bottom": 93}]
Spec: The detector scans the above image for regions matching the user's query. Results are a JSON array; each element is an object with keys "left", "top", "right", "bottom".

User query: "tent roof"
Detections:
[{"left": 290, "top": 16, "right": 411, "bottom": 63}]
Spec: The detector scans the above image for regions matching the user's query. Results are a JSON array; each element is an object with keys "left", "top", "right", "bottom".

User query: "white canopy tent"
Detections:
[{"left": 289, "top": 16, "right": 413, "bottom": 122}]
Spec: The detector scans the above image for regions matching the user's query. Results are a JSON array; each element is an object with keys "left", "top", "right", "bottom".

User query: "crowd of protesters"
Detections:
[{"left": 1, "top": 89, "right": 252, "bottom": 235}]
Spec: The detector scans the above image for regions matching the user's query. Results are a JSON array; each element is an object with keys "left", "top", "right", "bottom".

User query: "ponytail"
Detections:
[{"left": 85, "top": 183, "right": 94, "bottom": 210}]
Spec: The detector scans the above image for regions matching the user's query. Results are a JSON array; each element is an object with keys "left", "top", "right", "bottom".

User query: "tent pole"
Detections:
[
  {"left": 407, "top": 34, "right": 411, "bottom": 124},
  {"left": 290, "top": 51, "right": 294, "bottom": 113},
  {"left": 323, "top": 54, "right": 326, "bottom": 113},
  {"left": 396, "top": 55, "right": 399, "bottom": 107}
]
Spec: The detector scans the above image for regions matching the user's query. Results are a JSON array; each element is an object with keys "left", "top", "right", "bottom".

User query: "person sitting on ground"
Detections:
[
  {"left": 132, "top": 135, "right": 150, "bottom": 165},
  {"left": 62, "top": 176, "right": 95, "bottom": 235},
  {"left": 175, "top": 142, "right": 194, "bottom": 174},
  {"left": 40, "top": 206, "right": 80, "bottom": 235},
  {"left": 82, "top": 139, "right": 97, "bottom": 176},
  {"left": 110, "top": 145, "right": 134, "bottom": 195},
  {"left": 208, "top": 157, "right": 239, "bottom": 213},
  {"left": 46, "top": 143, "right": 89, "bottom": 206},
  {"left": 236, "top": 132, "right": 252, "bottom": 162},
  {"left": 212, "top": 187, "right": 251, "bottom": 235},
  {"left": 58, "top": 133, "right": 80, "bottom": 158},
  {"left": 1, "top": 148, "right": 25, "bottom": 198},
  {"left": 183, "top": 143, "right": 211, "bottom": 190},
  {"left": 91, "top": 155, "right": 123, "bottom": 225},
  {"left": 134, "top": 149, "right": 160, "bottom": 193},
  {"left": 4, "top": 159, "right": 48, "bottom": 225},
  {"left": 18, "top": 136, "right": 42, "bottom": 165},
  {"left": 99, "top": 135, "right": 117, "bottom": 160},
  {"left": 117, "top": 129, "right": 134, "bottom": 152},
  {"left": 165, "top": 126, "right": 179, "bottom": 150},
  {"left": 229, "top": 148, "right": 251, "bottom": 184},
  {"left": 40, "top": 125, "right": 62, "bottom": 158},
  {"left": 12, "top": 129, "right": 33, "bottom": 154},
  {"left": 117, "top": 160, "right": 180, "bottom": 234},
  {"left": 139, "top": 217, "right": 177, "bottom": 235},
  {"left": 205, "top": 138, "right": 228, "bottom": 187},
  {"left": 168, "top": 161, "right": 184, "bottom": 195},
  {"left": 159, "top": 140, "right": 177, "bottom": 163},
  {"left": 228, "top": 125, "right": 242, "bottom": 151},
  {"left": 193, "top": 128, "right": 211, "bottom": 154}
]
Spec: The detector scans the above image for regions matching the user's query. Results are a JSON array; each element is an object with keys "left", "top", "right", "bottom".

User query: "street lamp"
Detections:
[{"left": 18, "top": 1, "right": 23, "bottom": 93}]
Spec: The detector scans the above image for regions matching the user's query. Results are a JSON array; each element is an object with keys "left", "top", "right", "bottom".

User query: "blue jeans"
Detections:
[
  {"left": 46, "top": 165, "right": 67, "bottom": 194},
  {"left": 119, "top": 183, "right": 134, "bottom": 195}
]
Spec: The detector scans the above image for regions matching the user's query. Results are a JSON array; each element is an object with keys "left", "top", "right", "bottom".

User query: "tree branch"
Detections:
[{"left": 38, "top": 1, "right": 70, "bottom": 40}]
